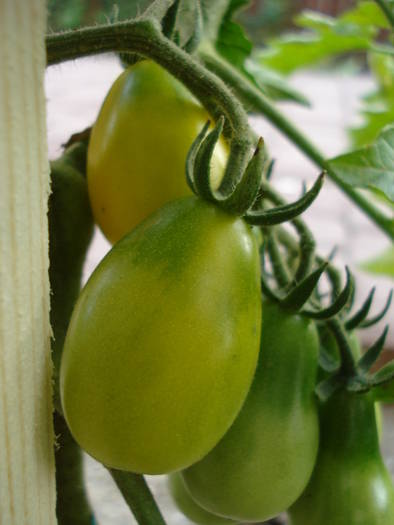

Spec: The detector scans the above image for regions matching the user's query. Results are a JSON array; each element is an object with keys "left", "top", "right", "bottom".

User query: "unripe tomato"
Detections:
[
  {"left": 182, "top": 301, "right": 319, "bottom": 522},
  {"left": 60, "top": 196, "right": 261, "bottom": 474},
  {"left": 288, "top": 391, "right": 394, "bottom": 525},
  {"left": 167, "top": 473, "right": 236, "bottom": 525},
  {"left": 87, "top": 60, "right": 228, "bottom": 244}
]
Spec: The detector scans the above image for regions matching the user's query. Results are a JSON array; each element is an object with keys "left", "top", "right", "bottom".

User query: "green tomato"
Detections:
[
  {"left": 87, "top": 60, "right": 228, "bottom": 244},
  {"left": 60, "top": 196, "right": 261, "bottom": 474},
  {"left": 288, "top": 390, "right": 394, "bottom": 525},
  {"left": 167, "top": 473, "right": 236, "bottom": 525},
  {"left": 182, "top": 301, "right": 319, "bottom": 522}
]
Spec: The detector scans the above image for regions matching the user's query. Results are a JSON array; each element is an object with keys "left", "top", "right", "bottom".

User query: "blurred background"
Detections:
[{"left": 47, "top": 0, "right": 357, "bottom": 38}]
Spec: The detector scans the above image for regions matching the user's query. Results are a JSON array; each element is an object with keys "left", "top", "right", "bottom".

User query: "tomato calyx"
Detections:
[
  {"left": 186, "top": 116, "right": 325, "bottom": 220},
  {"left": 316, "top": 319, "right": 392, "bottom": 402}
]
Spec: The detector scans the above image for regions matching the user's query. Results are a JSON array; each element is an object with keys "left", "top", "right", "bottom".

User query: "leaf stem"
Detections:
[
  {"left": 374, "top": 0, "right": 394, "bottom": 28},
  {"left": 109, "top": 470, "right": 167, "bottom": 525},
  {"left": 199, "top": 49, "right": 394, "bottom": 241}
]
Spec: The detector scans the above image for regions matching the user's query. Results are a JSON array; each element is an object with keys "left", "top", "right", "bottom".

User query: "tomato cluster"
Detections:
[{"left": 59, "top": 62, "right": 394, "bottom": 524}]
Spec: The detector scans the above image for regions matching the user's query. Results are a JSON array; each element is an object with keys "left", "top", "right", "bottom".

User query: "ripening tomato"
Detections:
[
  {"left": 182, "top": 301, "right": 319, "bottom": 522},
  {"left": 60, "top": 196, "right": 261, "bottom": 474},
  {"left": 87, "top": 60, "right": 228, "bottom": 244}
]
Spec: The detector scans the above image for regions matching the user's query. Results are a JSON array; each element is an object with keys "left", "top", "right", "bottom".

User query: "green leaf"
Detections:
[
  {"left": 259, "top": 30, "right": 372, "bottom": 74},
  {"left": 341, "top": 1, "right": 391, "bottom": 29},
  {"left": 349, "top": 52, "right": 394, "bottom": 147},
  {"left": 258, "top": 2, "right": 384, "bottom": 74},
  {"left": 328, "top": 125, "right": 394, "bottom": 201},
  {"left": 361, "top": 246, "right": 394, "bottom": 277},
  {"left": 215, "top": 0, "right": 253, "bottom": 70}
]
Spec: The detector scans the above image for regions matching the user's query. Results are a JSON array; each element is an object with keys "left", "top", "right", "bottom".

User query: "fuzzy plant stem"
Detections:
[
  {"left": 46, "top": 17, "right": 254, "bottom": 196},
  {"left": 109, "top": 470, "right": 167, "bottom": 525},
  {"left": 199, "top": 48, "right": 394, "bottom": 241}
]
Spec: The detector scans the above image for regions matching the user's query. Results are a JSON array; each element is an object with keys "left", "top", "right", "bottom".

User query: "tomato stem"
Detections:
[
  {"left": 199, "top": 48, "right": 394, "bottom": 241},
  {"left": 109, "top": 470, "right": 168, "bottom": 525}
]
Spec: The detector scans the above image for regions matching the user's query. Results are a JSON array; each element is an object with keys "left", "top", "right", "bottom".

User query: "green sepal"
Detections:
[
  {"left": 161, "top": 0, "right": 181, "bottom": 40},
  {"left": 371, "top": 362, "right": 394, "bottom": 403},
  {"left": 325, "top": 318, "right": 357, "bottom": 375},
  {"left": 303, "top": 266, "right": 354, "bottom": 320},
  {"left": 360, "top": 289, "right": 393, "bottom": 328},
  {"left": 244, "top": 172, "right": 325, "bottom": 226},
  {"left": 315, "top": 373, "right": 343, "bottom": 402},
  {"left": 346, "top": 374, "right": 371, "bottom": 394},
  {"left": 281, "top": 262, "right": 328, "bottom": 312},
  {"left": 357, "top": 325, "right": 389, "bottom": 374},
  {"left": 345, "top": 286, "right": 376, "bottom": 330},
  {"left": 219, "top": 137, "right": 265, "bottom": 215},
  {"left": 185, "top": 120, "right": 210, "bottom": 193},
  {"left": 264, "top": 158, "right": 275, "bottom": 181},
  {"left": 318, "top": 345, "right": 340, "bottom": 373},
  {"left": 193, "top": 116, "right": 225, "bottom": 202},
  {"left": 183, "top": 2, "right": 203, "bottom": 54},
  {"left": 260, "top": 273, "right": 282, "bottom": 304}
]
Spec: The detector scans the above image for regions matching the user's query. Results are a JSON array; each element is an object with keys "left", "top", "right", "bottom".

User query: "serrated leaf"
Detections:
[
  {"left": 361, "top": 246, "right": 394, "bottom": 277},
  {"left": 328, "top": 125, "right": 394, "bottom": 202},
  {"left": 258, "top": 1, "right": 383, "bottom": 75}
]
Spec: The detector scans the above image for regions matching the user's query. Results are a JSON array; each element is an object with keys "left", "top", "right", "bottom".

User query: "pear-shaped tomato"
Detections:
[
  {"left": 87, "top": 60, "right": 228, "bottom": 244},
  {"left": 167, "top": 473, "right": 236, "bottom": 525},
  {"left": 60, "top": 196, "right": 261, "bottom": 474},
  {"left": 288, "top": 390, "right": 394, "bottom": 525},
  {"left": 182, "top": 301, "right": 319, "bottom": 522}
]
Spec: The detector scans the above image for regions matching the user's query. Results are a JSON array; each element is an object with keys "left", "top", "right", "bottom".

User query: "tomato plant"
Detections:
[
  {"left": 87, "top": 60, "right": 228, "bottom": 244},
  {"left": 40, "top": 1, "right": 394, "bottom": 524},
  {"left": 60, "top": 196, "right": 261, "bottom": 474},
  {"left": 288, "top": 391, "right": 394, "bottom": 525},
  {"left": 182, "top": 301, "right": 319, "bottom": 522}
]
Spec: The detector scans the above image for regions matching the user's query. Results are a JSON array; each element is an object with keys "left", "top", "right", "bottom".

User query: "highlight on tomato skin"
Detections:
[
  {"left": 87, "top": 60, "right": 228, "bottom": 244},
  {"left": 59, "top": 196, "right": 262, "bottom": 475}
]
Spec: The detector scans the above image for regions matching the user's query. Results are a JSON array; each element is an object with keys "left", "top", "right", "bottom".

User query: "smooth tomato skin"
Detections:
[
  {"left": 60, "top": 196, "right": 261, "bottom": 474},
  {"left": 87, "top": 60, "right": 228, "bottom": 244},
  {"left": 182, "top": 301, "right": 319, "bottom": 522},
  {"left": 167, "top": 473, "right": 236, "bottom": 525},
  {"left": 288, "top": 391, "right": 394, "bottom": 525}
]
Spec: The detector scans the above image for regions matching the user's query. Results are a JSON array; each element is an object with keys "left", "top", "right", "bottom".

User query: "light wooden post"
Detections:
[{"left": 0, "top": 1, "right": 57, "bottom": 523}]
